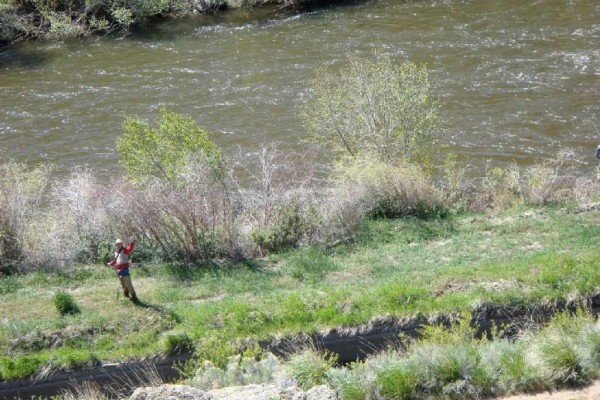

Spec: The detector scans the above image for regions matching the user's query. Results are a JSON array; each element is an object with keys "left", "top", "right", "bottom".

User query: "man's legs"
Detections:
[
  {"left": 119, "top": 275, "right": 139, "bottom": 303},
  {"left": 118, "top": 277, "right": 129, "bottom": 298}
]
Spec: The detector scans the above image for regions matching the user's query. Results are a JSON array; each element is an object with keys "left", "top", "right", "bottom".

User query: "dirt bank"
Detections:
[{"left": 500, "top": 381, "right": 600, "bottom": 400}]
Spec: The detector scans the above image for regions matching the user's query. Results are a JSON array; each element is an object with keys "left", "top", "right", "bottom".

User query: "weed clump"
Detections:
[
  {"left": 53, "top": 291, "right": 81, "bottom": 316},
  {"left": 160, "top": 331, "right": 194, "bottom": 356}
]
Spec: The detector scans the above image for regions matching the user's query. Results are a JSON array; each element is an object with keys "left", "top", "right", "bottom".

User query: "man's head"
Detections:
[{"left": 114, "top": 238, "right": 123, "bottom": 249}]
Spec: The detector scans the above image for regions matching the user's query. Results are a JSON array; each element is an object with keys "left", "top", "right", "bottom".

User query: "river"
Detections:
[{"left": 0, "top": 0, "right": 598, "bottom": 176}]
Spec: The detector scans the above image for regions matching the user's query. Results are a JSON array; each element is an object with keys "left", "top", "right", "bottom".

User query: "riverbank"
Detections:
[
  {"left": 2, "top": 200, "right": 600, "bottom": 383},
  {"left": 0, "top": 0, "right": 306, "bottom": 43}
]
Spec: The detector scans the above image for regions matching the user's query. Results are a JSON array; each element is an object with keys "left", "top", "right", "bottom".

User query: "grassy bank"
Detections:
[{"left": 2, "top": 202, "right": 600, "bottom": 382}]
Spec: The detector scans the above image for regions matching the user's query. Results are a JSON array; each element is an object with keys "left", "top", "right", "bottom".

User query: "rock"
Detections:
[
  {"left": 130, "top": 384, "right": 211, "bottom": 400},
  {"left": 210, "top": 383, "right": 301, "bottom": 400},
  {"left": 129, "top": 383, "right": 339, "bottom": 400},
  {"left": 305, "top": 385, "right": 339, "bottom": 400}
]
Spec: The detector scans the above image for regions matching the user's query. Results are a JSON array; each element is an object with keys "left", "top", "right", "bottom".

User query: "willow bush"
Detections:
[{"left": 301, "top": 55, "right": 442, "bottom": 165}]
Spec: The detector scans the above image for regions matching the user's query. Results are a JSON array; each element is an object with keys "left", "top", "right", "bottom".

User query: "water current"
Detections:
[{"left": 0, "top": 0, "right": 599, "bottom": 176}]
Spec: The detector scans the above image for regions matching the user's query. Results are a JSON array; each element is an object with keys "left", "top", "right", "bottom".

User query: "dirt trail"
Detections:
[{"left": 500, "top": 381, "right": 600, "bottom": 400}]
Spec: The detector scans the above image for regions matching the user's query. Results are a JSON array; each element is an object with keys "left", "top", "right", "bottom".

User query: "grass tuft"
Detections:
[{"left": 53, "top": 291, "right": 81, "bottom": 316}]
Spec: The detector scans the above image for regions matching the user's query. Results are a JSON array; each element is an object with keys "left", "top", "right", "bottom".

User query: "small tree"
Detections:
[
  {"left": 117, "top": 108, "right": 222, "bottom": 185},
  {"left": 301, "top": 56, "right": 441, "bottom": 164}
]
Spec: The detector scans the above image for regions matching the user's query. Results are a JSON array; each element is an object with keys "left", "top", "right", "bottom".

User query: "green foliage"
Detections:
[
  {"left": 0, "top": 0, "right": 194, "bottom": 42},
  {"left": 250, "top": 204, "right": 312, "bottom": 253},
  {"left": 53, "top": 291, "right": 81, "bottom": 316},
  {"left": 302, "top": 55, "right": 441, "bottom": 164},
  {"left": 160, "top": 331, "right": 194, "bottom": 355},
  {"left": 193, "top": 336, "right": 240, "bottom": 370},
  {"left": 419, "top": 313, "right": 477, "bottom": 346},
  {"left": 118, "top": 108, "right": 222, "bottom": 185},
  {"left": 286, "top": 349, "right": 338, "bottom": 390},
  {"left": 377, "top": 365, "right": 418, "bottom": 399},
  {"left": 0, "top": 355, "right": 45, "bottom": 381}
]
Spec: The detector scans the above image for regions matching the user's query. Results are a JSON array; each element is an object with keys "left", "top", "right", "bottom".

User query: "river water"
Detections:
[{"left": 0, "top": 0, "right": 599, "bottom": 176}]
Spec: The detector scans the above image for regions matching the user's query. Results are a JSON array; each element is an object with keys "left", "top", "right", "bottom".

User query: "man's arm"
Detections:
[{"left": 123, "top": 240, "right": 135, "bottom": 255}]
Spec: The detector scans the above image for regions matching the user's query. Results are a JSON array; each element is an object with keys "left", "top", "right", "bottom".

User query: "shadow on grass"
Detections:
[
  {"left": 162, "top": 258, "right": 267, "bottom": 282},
  {"left": 133, "top": 300, "right": 182, "bottom": 323}
]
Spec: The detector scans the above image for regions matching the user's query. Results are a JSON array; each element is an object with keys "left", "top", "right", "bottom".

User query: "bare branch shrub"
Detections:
[
  {"left": 120, "top": 154, "right": 239, "bottom": 263},
  {"left": 470, "top": 150, "right": 579, "bottom": 211},
  {"left": 573, "top": 176, "right": 600, "bottom": 206},
  {"left": 470, "top": 165, "right": 522, "bottom": 212},
  {"left": 321, "top": 156, "right": 444, "bottom": 243},
  {"left": 233, "top": 143, "right": 322, "bottom": 255},
  {"left": 520, "top": 149, "right": 578, "bottom": 205},
  {"left": 0, "top": 162, "right": 52, "bottom": 274},
  {"left": 52, "top": 170, "right": 111, "bottom": 263},
  {"left": 439, "top": 154, "right": 476, "bottom": 210}
]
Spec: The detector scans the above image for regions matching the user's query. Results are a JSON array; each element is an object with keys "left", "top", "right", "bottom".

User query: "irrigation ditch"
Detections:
[{"left": 2, "top": 293, "right": 600, "bottom": 399}]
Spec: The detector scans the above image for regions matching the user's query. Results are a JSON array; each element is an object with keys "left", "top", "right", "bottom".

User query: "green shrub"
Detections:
[
  {"left": 118, "top": 108, "right": 222, "bottom": 185},
  {"left": 53, "top": 291, "right": 81, "bottom": 316},
  {"left": 301, "top": 55, "right": 441, "bottom": 164},
  {"left": 193, "top": 336, "right": 240, "bottom": 370},
  {"left": 377, "top": 365, "right": 418, "bottom": 399},
  {"left": 250, "top": 204, "right": 308, "bottom": 253},
  {"left": 286, "top": 349, "right": 338, "bottom": 390}
]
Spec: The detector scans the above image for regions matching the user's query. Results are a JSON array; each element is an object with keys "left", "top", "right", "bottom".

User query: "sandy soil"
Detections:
[{"left": 499, "top": 381, "right": 600, "bottom": 400}]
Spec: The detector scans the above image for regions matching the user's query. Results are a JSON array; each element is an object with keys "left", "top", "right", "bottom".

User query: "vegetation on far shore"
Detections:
[
  {"left": 0, "top": 0, "right": 304, "bottom": 43},
  {"left": 2, "top": 56, "right": 600, "bottom": 400}
]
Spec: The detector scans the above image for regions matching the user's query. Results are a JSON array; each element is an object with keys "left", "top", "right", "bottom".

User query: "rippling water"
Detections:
[{"left": 0, "top": 0, "right": 598, "bottom": 176}]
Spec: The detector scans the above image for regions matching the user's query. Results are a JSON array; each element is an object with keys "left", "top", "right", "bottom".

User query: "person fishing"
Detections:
[{"left": 108, "top": 237, "right": 139, "bottom": 304}]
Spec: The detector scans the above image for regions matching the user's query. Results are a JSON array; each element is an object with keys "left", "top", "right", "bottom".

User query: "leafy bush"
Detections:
[
  {"left": 54, "top": 291, "right": 81, "bottom": 316},
  {"left": 118, "top": 108, "right": 222, "bottom": 186},
  {"left": 302, "top": 55, "right": 441, "bottom": 164},
  {"left": 250, "top": 203, "right": 319, "bottom": 253},
  {"left": 42, "top": 10, "right": 85, "bottom": 39},
  {"left": 0, "top": 0, "right": 195, "bottom": 42}
]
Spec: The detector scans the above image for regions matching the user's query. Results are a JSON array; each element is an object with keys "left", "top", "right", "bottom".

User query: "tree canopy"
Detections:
[
  {"left": 117, "top": 108, "right": 222, "bottom": 185},
  {"left": 301, "top": 56, "right": 441, "bottom": 164}
]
